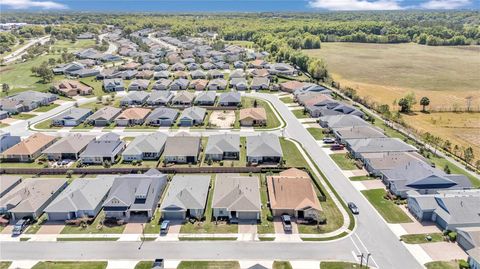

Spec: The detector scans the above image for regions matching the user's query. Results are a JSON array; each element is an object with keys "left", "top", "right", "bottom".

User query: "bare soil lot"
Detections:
[{"left": 209, "top": 110, "right": 235, "bottom": 128}]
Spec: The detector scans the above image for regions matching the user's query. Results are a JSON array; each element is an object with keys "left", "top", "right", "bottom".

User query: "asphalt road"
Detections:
[{"left": 3, "top": 36, "right": 50, "bottom": 64}]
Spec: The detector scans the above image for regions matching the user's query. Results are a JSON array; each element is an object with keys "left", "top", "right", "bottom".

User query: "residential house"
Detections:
[
  {"left": 0, "top": 132, "right": 21, "bottom": 153},
  {"left": 190, "top": 79, "right": 209, "bottom": 91},
  {"left": 230, "top": 78, "right": 248, "bottom": 91},
  {"left": 160, "top": 174, "right": 210, "bottom": 220},
  {"left": 457, "top": 227, "right": 480, "bottom": 269},
  {"left": 249, "top": 59, "right": 268, "bottom": 69},
  {"left": 2, "top": 133, "right": 56, "bottom": 162},
  {"left": 250, "top": 69, "right": 270, "bottom": 78},
  {"left": 178, "top": 107, "right": 207, "bottom": 126},
  {"left": 154, "top": 71, "right": 170, "bottom": 80},
  {"left": 332, "top": 125, "right": 386, "bottom": 144},
  {"left": 212, "top": 174, "right": 261, "bottom": 221},
  {"left": 0, "top": 91, "right": 57, "bottom": 114},
  {"left": 205, "top": 134, "right": 240, "bottom": 161},
  {"left": 171, "top": 91, "right": 195, "bottom": 106},
  {"left": 103, "top": 78, "right": 125, "bottom": 92},
  {"left": 191, "top": 70, "right": 207, "bottom": 79},
  {"left": 43, "top": 134, "right": 95, "bottom": 160},
  {"left": 154, "top": 63, "right": 169, "bottom": 71},
  {"left": 52, "top": 62, "right": 85, "bottom": 75},
  {"left": 201, "top": 62, "right": 215, "bottom": 70},
  {"left": 79, "top": 133, "right": 126, "bottom": 164},
  {"left": 233, "top": 61, "right": 246, "bottom": 69},
  {"left": 0, "top": 178, "right": 67, "bottom": 221},
  {"left": 122, "top": 133, "right": 167, "bottom": 161},
  {"left": 250, "top": 77, "right": 270, "bottom": 91},
  {"left": 246, "top": 133, "right": 283, "bottom": 164},
  {"left": 169, "top": 78, "right": 190, "bottom": 91},
  {"left": 280, "top": 81, "right": 306, "bottom": 93},
  {"left": 53, "top": 80, "right": 93, "bottom": 97},
  {"left": 0, "top": 175, "right": 22, "bottom": 198},
  {"left": 319, "top": 115, "right": 369, "bottom": 129},
  {"left": 70, "top": 68, "right": 100, "bottom": 78},
  {"left": 147, "top": 90, "right": 174, "bottom": 106},
  {"left": 207, "top": 79, "right": 227, "bottom": 91},
  {"left": 103, "top": 169, "right": 167, "bottom": 220},
  {"left": 267, "top": 168, "right": 322, "bottom": 219},
  {"left": 195, "top": 92, "right": 216, "bottom": 106},
  {"left": 171, "top": 62, "right": 186, "bottom": 71},
  {"left": 268, "top": 63, "right": 296, "bottom": 76},
  {"left": 345, "top": 137, "right": 417, "bottom": 159},
  {"left": 51, "top": 108, "right": 93, "bottom": 127},
  {"left": 120, "top": 62, "right": 140, "bottom": 70},
  {"left": 86, "top": 106, "right": 121, "bottom": 126},
  {"left": 44, "top": 176, "right": 115, "bottom": 221},
  {"left": 218, "top": 92, "right": 240, "bottom": 107},
  {"left": 163, "top": 135, "right": 201, "bottom": 164},
  {"left": 120, "top": 70, "right": 138, "bottom": 80},
  {"left": 114, "top": 108, "right": 150, "bottom": 126},
  {"left": 186, "top": 63, "right": 199, "bottom": 71},
  {"left": 230, "top": 69, "right": 246, "bottom": 79},
  {"left": 128, "top": 79, "right": 150, "bottom": 91},
  {"left": 207, "top": 70, "right": 224, "bottom": 79},
  {"left": 146, "top": 107, "right": 178, "bottom": 126},
  {"left": 174, "top": 71, "right": 189, "bottom": 79},
  {"left": 120, "top": 91, "right": 149, "bottom": 106},
  {"left": 152, "top": 79, "right": 172, "bottom": 91},
  {"left": 239, "top": 108, "right": 267, "bottom": 126}
]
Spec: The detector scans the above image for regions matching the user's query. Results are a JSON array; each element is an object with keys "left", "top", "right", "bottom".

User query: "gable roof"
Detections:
[
  {"left": 3, "top": 133, "right": 56, "bottom": 156},
  {"left": 160, "top": 174, "right": 210, "bottom": 211},
  {"left": 319, "top": 115, "right": 369, "bottom": 128},
  {"left": 247, "top": 133, "right": 283, "bottom": 158},
  {"left": 116, "top": 108, "right": 151, "bottom": 120},
  {"left": 52, "top": 108, "right": 92, "bottom": 122},
  {"left": 212, "top": 174, "right": 261, "bottom": 212},
  {"left": 163, "top": 135, "right": 201, "bottom": 157},
  {"left": 219, "top": 92, "right": 241, "bottom": 103},
  {"left": 146, "top": 107, "right": 178, "bottom": 121},
  {"left": 205, "top": 134, "right": 240, "bottom": 155},
  {"left": 86, "top": 106, "right": 121, "bottom": 121},
  {"left": 43, "top": 134, "right": 95, "bottom": 155},
  {"left": 123, "top": 133, "right": 167, "bottom": 156},
  {"left": 195, "top": 91, "right": 216, "bottom": 103},
  {"left": 239, "top": 108, "right": 267, "bottom": 121},
  {"left": 180, "top": 107, "right": 206, "bottom": 121},
  {"left": 346, "top": 137, "right": 417, "bottom": 154},
  {"left": 172, "top": 91, "right": 195, "bottom": 103}
]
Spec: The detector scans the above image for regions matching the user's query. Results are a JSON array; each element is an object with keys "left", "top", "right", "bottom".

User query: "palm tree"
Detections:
[{"left": 420, "top": 97, "right": 430, "bottom": 112}]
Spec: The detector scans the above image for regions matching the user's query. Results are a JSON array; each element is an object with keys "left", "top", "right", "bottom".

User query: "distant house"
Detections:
[
  {"left": 0, "top": 91, "right": 57, "bottom": 114},
  {"left": 52, "top": 62, "right": 85, "bottom": 75},
  {"left": 212, "top": 174, "right": 261, "bottom": 221},
  {"left": 319, "top": 115, "right": 369, "bottom": 129},
  {"left": 332, "top": 125, "right": 386, "bottom": 144},
  {"left": 201, "top": 62, "right": 215, "bottom": 70},
  {"left": 194, "top": 91, "right": 216, "bottom": 106},
  {"left": 70, "top": 68, "right": 100, "bottom": 78},
  {"left": 279, "top": 80, "right": 306, "bottom": 93},
  {"left": 147, "top": 90, "right": 174, "bottom": 106},
  {"left": 190, "top": 79, "right": 209, "bottom": 91},
  {"left": 0, "top": 175, "right": 22, "bottom": 198},
  {"left": 230, "top": 78, "right": 248, "bottom": 91},
  {"left": 128, "top": 79, "right": 150, "bottom": 91},
  {"left": 77, "top": 32, "right": 95, "bottom": 39},
  {"left": 86, "top": 106, "right": 121, "bottom": 126},
  {"left": 103, "top": 78, "right": 125, "bottom": 92},
  {"left": 171, "top": 91, "right": 195, "bottom": 106},
  {"left": 163, "top": 135, "right": 201, "bottom": 164},
  {"left": 160, "top": 174, "right": 210, "bottom": 220},
  {"left": 79, "top": 133, "right": 126, "bottom": 164},
  {"left": 169, "top": 78, "right": 190, "bottom": 91},
  {"left": 246, "top": 133, "right": 283, "bottom": 164},
  {"left": 233, "top": 61, "right": 246, "bottom": 69},
  {"left": 457, "top": 227, "right": 480, "bottom": 269},
  {"left": 154, "top": 71, "right": 170, "bottom": 80},
  {"left": 103, "top": 169, "right": 167, "bottom": 220},
  {"left": 345, "top": 137, "right": 417, "bottom": 159},
  {"left": 51, "top": 108, "right": 92, "bottom": 127},
  {"left": 171, "top": 62, "right": 186, "bottom": 71},
  {"left": 207, "top": 70, "right": 224, "bottom": 79},
  {"left": 44, "top": 176, "right": 115, "bottom": 221},
  {"left": 42, "top": 134, "right": 96, "bottom": 160},
  {"left": 218, "top": 92, "right": 241, "bottom": 107},
  {"left": 114, "top": 108, "right": 150, "bottom": 126},
  {"left": 2, "top": 133, "right": 56, "bottom": 162},
  {"left": 154, "top": 63, "right": 169, "bottom": 71},
  {"left": 205, "top": 134, "right": 240, "bottom": 161},
  {"left": 152, "top": 79, "right": 172, "bottom": 91},
  {"left": 122, "top": 132, "right": 167, "bottom": 161},
  {"left": 0, "top": 132, "right": 21, "bottom": 153},
  {"left": 121, "top": 70, "right": 138, "bottom": 80},
  {"left": 136, "top": 70, "right": 154, "bottom": 80},
  {"left": 120, "top": 91, "right": 149, "bottom": 106},
  {"left": 250, "top": 77, "right": 270, "bottom": 91},
  {"left": 267, "top": 168, "right": 322, "bottom": 219},
  {"left": 53, "top": 80, "right": 92, "bottom": 97},
  {"left": 190, "top": 70, "right": 207, "bottom": 79},
  {"left": 268, "top": 63, "right": 296, "bottom": 76},
  {"left": 249, "top": 59, "right": 268, "bottom": 69},
  {"left": 0, "top": 178, "right": 67, "bottom": 221},
  {"left": 146, "top": 107, "right": 179, "bottom": 126},
  {"left": 178, "top": 107, "right": 206, "bottom": 126},
  {"left": 239, "top": 108, "right": 267, "bottom": 126},
  {"left": 207, "top": 79, "right": 227, "bottom": 91}
]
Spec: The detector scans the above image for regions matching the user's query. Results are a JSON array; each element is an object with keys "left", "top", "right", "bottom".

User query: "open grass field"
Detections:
[
  {"left": 361, "top": 189, "right": 412, "bottom": 223},
  {"left": 304, "top": 43, "right": 480, "bottom": 111}
]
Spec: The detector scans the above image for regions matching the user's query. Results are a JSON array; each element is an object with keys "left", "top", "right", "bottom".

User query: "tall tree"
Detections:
[
  {"left": 420, "top": 97, "right": 430, "bottom": 112},
  {"left": 464, "top": 147, "right": 474, "bottom": 165}
]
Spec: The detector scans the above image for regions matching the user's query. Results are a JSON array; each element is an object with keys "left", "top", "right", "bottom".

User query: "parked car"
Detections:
[
  {"left": 160, "top": 220, "right": 170, "bottom": 235},
  {"left": 330, "top": 144, "right": 344, "bottom": 150},
  {"left": 152, "top": 258, "right": 164, "bottom": 269},
  {"left": 348, "top": 202, "right": 359, "bottom": 215},
  {"left": 323, "top": 138, "right": 335, "bottom": 144},
  {"left": 12, "top": 219, "right": 29, "bottom": 236},
  {"left": 281, "top": 214, "right": 292, "bottom": 232}
]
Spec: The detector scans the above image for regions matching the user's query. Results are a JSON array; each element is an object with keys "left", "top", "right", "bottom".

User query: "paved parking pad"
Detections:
[
  {"left": 36, "top": 222, "right": 64, "bottom": 235},
  {"left": 238, "top": 221, "right": 258, "bottom": 241},
  {"left": 421, "top": 242, "right": 468, "bottom": 261}
]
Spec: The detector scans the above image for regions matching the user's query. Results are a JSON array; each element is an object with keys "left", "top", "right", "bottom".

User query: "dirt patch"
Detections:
[{"left": 210, "top": 110, "right": 236, "bottom": 128}]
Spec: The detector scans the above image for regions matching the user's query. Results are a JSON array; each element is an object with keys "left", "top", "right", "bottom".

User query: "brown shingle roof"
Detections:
[
  {"left": 2, "top": 133, "right": 56, "bottom": 156},
  {"left": 116, "top": 108, "right": 151, "bottom": 120},
  {"left": 239, "top": 108, "right": 267, "bottom": 121}
]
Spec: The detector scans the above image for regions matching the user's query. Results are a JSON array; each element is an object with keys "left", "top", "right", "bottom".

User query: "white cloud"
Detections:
[
  {"left": 420, "top": 0, "right": 471, "bottom": 9},
  {"left": 308, "top": 0, "right": 403, "bottom": 10},
  {"left": 1, "top": 0, "right": 67, "bottom": 9}
]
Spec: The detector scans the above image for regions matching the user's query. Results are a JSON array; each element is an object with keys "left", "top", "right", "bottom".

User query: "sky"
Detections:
[{"left": 0, "top": 0, "right": 478, "bottom": 12}]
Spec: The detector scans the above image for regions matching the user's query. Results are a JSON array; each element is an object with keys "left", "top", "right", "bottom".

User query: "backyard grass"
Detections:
[
  {"left": 0, "top": 262, "right": 12, "bottom": 269},
  {"left": 349, "top": 176, "right": 377, "bottom": 181},
  {"left": 33, "top": 103, "right": 60, "bottom": 112},
  {"left": 330, "top": 153, "right": 357, "bottom": 170},
  {"left": 400, "top": 233, "right": 444, "bottom": 244},
  {"left": 279, "top": 96, "right": 294, "bottom": 103},
  {"left": 273, "top": 261, "right": 293, "bottom": 269},
  {"left": 56, "top": 237, "right": 119, "bottom": 241},
  {"left": 31, "top": 261, "right": 107, "bottom": 269},
  {"left": 177, "top": 261, "right": 240, "bottom": 269},
  {"left": 202, "top": 137, "right": 247, "bottom": 167},
  {"left": 280, "top": 138, "right": 308, "bottom": 168},
  {"left": 134, "top": 261, "right": 153, "bottom": 269},
  {"left": 307, "top": 128, "right": 325, "bottom": 140},
  {"left": 78, "top": 77, "right": 105, "bottom": 97},
  {"left": 320, "top": 261, "right": 367, "bottom": 269},
  {"left": 11, "top": 113, "right": 36, "bottom": 120},
  {"left": 292, "top": 109, "right": 309, "bottom": 119},
  {"left": 61, "top": 211, "right": 125, "bottom": 234},
  {"left": 0, "top": 160, "right": 44, "bottom": 168},
  {"left": 301, "top": 231, "right": 349, "bottom": 241},
  {"left": 424, "top": 261, "right": 461, "bottom": 269},
  {"left": 258, "top": 174, "right": 274, "bottom": 234},
  {"left": 361, "top": 189, "right": 412, "bottom": 223}
]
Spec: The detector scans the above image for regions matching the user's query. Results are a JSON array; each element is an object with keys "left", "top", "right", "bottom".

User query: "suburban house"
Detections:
[
  {"left": 52, "top": 62, "right": 85, "bottom": 75},
  {"left": 152, "top": 79, "right": 172, "bottom": 90},
  {"left": 208, "top": 69, "right": 224, "bottom": 79},
  {"left": 407, "top": 190, "right": 480, "bottom": 231},
  {"left": 268, "top": 63, "right": 296, "bottom": 75},
  {"left": 122, "top": 132, "right": 168, "bottom": 161},
  {"left": 160, "top": 174, "right": 210, "bottom": 220},
  {"left": 52, "top": 80, "right": 93, "bottom": 96},
  {"left": 42, "top": 134, "right": 96, "bottom": 160},
  {"left": 86, "top": 106, "right": 121, "bottom": 126},
  {"left": 207, "top": 79, "right": 227, "bottom": 91},
  {"left": 70, "top": 68, "right": 100, "bottom": 78},
  {"left": 51, "top": 108, "right": 93, "bottom": 127},
  {"left": 190, "top": 70, "right": 207, "bottom": 79},
  {"left": 332, "top": 125, "right": 386, "bottom": 144},
  {"left": 0, "top": 178, "right": 67, "bottom": 221},
  {"left": 205, "top": 133, "right": 240, "bottom": 161},
  {"left": 114, "top": 108, "right": 151, "bottom": 126},
  {"left": 230, "top": 69, "right": 246, "bottom": 79},
  {"left": 154, "top": 71, "right": 170, "bottom": 80},
  {"left": 319, "top": 115, "right": 369, "bottom": 129},
  {"left": 267, "top": 168, "right": 322, "bottom": 219},
  {"left": 103, "top": 169, "right": 167, "bottom": 220},
  {"left": 169, "top": 78, "right": 190, "bottom": 90},
  {"left": 163, "top": 135, "right": 201, "bottom": 164},
  {"left": 146, "top": 107, "right": 179, "bottom": 126},
  {"left": 212, "top": 174, "right": 261, "bottom": 221},
  {"left": 0, "top": 132, "right": 21, "bottom": 153},
  {"left": 345, "top": 137, "right": 417, "bottom": 159},
  {"left": 194, "top": 91, "right": 216, "bottom": 106},
  {"left": 178, "top": 107, "right": 207, "bottom": 126},
  {"left": 361, "top": 151, "right": 429, "bottom": 178},
  {"left": 250, "top": 77, "right": 270, "bottom": 91},
  {"left": 44, "top": 176, "right": 115, "bottom": 221},
  {"left": 0, "top": 175, "right": 22, "bottom": 198},
  {"left": 190, "top": 79, "right": 209, "bottom": 91},
  {"left": 0, "top": 91, "right": 57, "bottom": 114},
  {"left": 218, "top": 92, "right": 241, "bottom": 107},
  {"left": 249, "top": 59, "right": 268, "bottom": 69},
  {"left": 147, "top": 90, "right": 174, "bottom": 106},
  {"left": 239, "top": 107, "right": 267, "bottom": 126},
  {"left": 2, "top": 133, "right": 56, "bottom": 162},
  {"left": 246, "top": 133, "right": 283, "bottom": 164},
  {"left": 280, "top": 80, "right": 306, "bottom": 93},
  {"left": 171, "top": 91, "right": 195, "bottom": 106},
  {"left": 136, "top": 70, "right": 154, "bottom": 79},
  {"left": 103, "top": 78, "right": 125, "bottom": 92},
  {"left": 79, "top": 133, "right": 126, "bottom": 164},
  {"left": 230, "top": 78, "right": 248, "bottom": 91},
  {"left": 128, "top": 79, "right": 150, "bottom": 91},
  {"left": 457, "top": 227, "right": 480, "bottom": 269},
  {"left": 120, "top": 91, "right": 149, "bottom": 106}
]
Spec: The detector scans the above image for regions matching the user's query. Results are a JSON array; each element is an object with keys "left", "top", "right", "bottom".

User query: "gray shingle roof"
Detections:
[
  {"left": 179, "top": 107, "right": 206, "bottom": 122},
  {"left": 333, "top": 125, "right": 386, "bottom": 140},
  {"left": 212, "top": 174, "right": 261, "bottom": 212},
  {"left": 160, "top": 174, "right": 210, "bottom": 211},
  {"left": 247, "top": 133, "right": 283, "bottom": 158},
  {"left": 205, "top": 134, "right": 240, "bottom": 155},
  {"left": 319, "top": 115, "right": 369, "bottom": 128},
  {"left": 122, "top": 133, "right": 167, "bottom": 156},
  {"left": 195, "top": 91, "right": 216, "bottom": 104},
  {"left": 86, "top": 106, "right": 121, "bottom": 122},
  {"left": 79, "top": 133, "right": 125, "bottom": 158},
  {"left": 163, "top": 135, "right": 201, "bottom": 157},
  {"left": 146, "top": 107, "right": 178, "bottom": 122},
  {"left": 43, "top": 134, "right": 96, "bottom": 155},
  {"left": 219, "top": 92, "right": 241, "bottom": 103},
  {"left": 346, "top": 137, "right": 417, "bottom": 154}
]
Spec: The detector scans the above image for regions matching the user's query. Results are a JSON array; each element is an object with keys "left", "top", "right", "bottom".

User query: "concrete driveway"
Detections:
[
  {"left": 421, "top": 242, "right": 468, "bottom": 261},
  {"left": 36, "top": 222, "right": 64, "bottom": 235},
  {"left": 238, "top": 220, "right": 257, "bottom": 241},
  {"left": 273, "top": 217, "right": 301, "bottom": 242}
]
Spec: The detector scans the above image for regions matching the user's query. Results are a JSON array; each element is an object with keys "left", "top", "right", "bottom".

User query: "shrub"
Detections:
[
  {"left": 448, "top": 231, "right": 457, "bottom": 242},
  {"left": 458, "top": 260, "right": 469, "bottom": 269},
  {"left": 219, "top": 161, "right": 224, "bottom": 166},
  {"left": 66, "top": 170, "right": 73, "bottom": 178},
  {"left": 267, "top": 215, "right": 273, "bottom": 222}
]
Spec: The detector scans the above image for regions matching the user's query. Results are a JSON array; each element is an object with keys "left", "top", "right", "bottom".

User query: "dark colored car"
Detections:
[
  {"left": 160, "top": 220, "right": 170, "bottom": 235},
  {"left": 152, "top": 259, "right": 164, "bottom": 269},
  {"left": 348, "top": 202, "right": 359, "bottom": 215},
  {"left": 330, "top": 144, "right": 345, "bottom": 150},
  {"left": 281, "top": 214, "right": 292, "bottom": 232}
]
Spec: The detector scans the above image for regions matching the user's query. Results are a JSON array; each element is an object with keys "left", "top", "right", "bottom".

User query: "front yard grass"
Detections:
[
  {"left": 72, "top": 123, "right": 95, "bottom": 130},
  {"left": 25, "top": 214, "right": 47, "bottom": 234},
  {"left": 280, "top": 138, "right": 308, "bottom": 168},
  {"left": 307, "top": 128, "right": 325, "bottom": 140},
  {"left": 178, "top": 237, "right": 237, "bottom": 241},
  {"left": 11, "top": 113, "right": 36, "bottom": 120},
  {"left": 330, "top": 153, "right": 357, "bottom": 170},
  {"left": 292, "top": 109, "right": 309, "bottom": 119},
  {"left": 143, "top": 208, "right": 162, "bottom": 234},
  {"left": 134, "top": 261, "right": 153, "bottom": 269},
  {"left": 31, "top": 262, "right": 107, "bottom": 269},
  {"left": 320, "top": 261, "right": 367, "bottom": 269},
  {"left": 0, "top": 123, "right": 9, "bottom": 128},
  {"left": 279, "top": 96, "right": 294, "bottom": 104},
  {"left": 349, "top": 175, "right": 377, "bottom": 181},
  {"left": 33, "top": 119, "right": 62, "bottom": 130},
  {"left": 177, "top": 261, "right": 240, "bottom": 269},
  {"left": 400, "top": 233, "right": 444, "bottom": 244},
  {"left": 60, "top": 211, "right": 125, "bottom": 234},
  {"left": 33, "top": 103, "right": 60, "bottom": 112},
  {"left": 273, "top": 261, "right": 293, "bottom": 269},
  {"left": 0, "top": 262, "right": 12, "bottom": 269},
  {"left": 56, "top": 237, "right": 119, "bottom": 241},
  {"left": 361, "top": 189, "right": 412, "bottom": 223},
  {"left": 424, "top": 261, "right": 461, "bottom": 269}
]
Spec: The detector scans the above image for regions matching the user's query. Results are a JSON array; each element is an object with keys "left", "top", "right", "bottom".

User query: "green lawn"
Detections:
[
  {"left": 61, "top": 211, "right": 125, "bottom": 234},
  {"left": 307, "top": 128, "right": 325, "bottom": 140},
  {"left": 258, "top": 174, "right": 274, "bottom": 234},
  {"left": 25, "top": 214, "right": 47, "bottom": 234},
  {"left": 361, "top": 189, "right": 412, "bottom": 223},
  {"left": 301, "top": 231, "right": 349, "bottom": 241},
  {"left": 242, "top": 97, "right": 282, "bottom": 129},
  {"left": 31, "top": 262, "right": 107, "bottom": 269},
  {"left": 0, "top": 262, "right": 12, "bottom": 269},
  {"left": 273, "top": 261, "right": 293, "bottom": 269},
  {"left": 143, "top": 208, "right": 162, "bottom": 234},
  {"left": 72, "top": 123, "right": 95, "bottom": 130},
  {"left": 78, "top": 77, "right": 105, "bottom": 97},
  {"left": 134, "top": 261, "right": 153, "bottom": 269},
  {"left": 429, "top": 154, "right": 480, "bottom": 187},
  {"left": 56, "top": 238, "right": 119, "bottom": 241},
  {"left": 320, "top": 261, "right": 367, "bottom": 269},
  {"left": 0, "top": 160, "right": 44, "bottom": 168},
  {"left": 279, "top": 96, "right": 294, "bottom": 104},
  {"left": 292, "top": 109, "right": 309, "bottom": 119},
  {"left": 33, "top": 119, "right": 62, "bottom": 130},
  {"left": 11, "top": 113, "right": 36, "bottom": 120},
  {"left": 0, "top": 123, "right": 9, "bottom": 128},
  {"left": 330, "top": 153, "right": 357, "bottom": 170},
  {"left": 202, "top": 137, "right": 246, "bottom": 167},
  {"left": 178, "top": 237, "right": 237, "bottom": 241},
  {"left": 33, "top": 103, "right": 60, "bottom": 112},
  {"left": 177, "top": 261, "right": 240, "bottom": 269},
  {"left": 400, "top": 233, "right": 444, "bottom": 244},
  {"left": 280, "top": 138, "right": 308, "bottom": 168},
  {"left": 424, "top": 261, "right": 461, "bottom": 269},
  {"left": 349, "top": 176, "right": 377, "bottom": 181}
]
